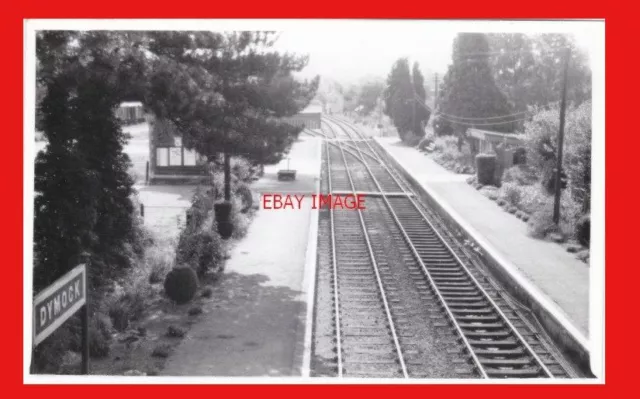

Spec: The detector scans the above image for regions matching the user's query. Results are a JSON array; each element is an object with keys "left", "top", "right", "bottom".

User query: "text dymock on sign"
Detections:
[{"left": 33, "top": 264, "right": 86, "bottom": 346}]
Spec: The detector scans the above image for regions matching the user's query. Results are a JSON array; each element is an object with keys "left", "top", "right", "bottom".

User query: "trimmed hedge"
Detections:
[
  {"left": 164, "top": 266, "right": 199, "bottom": 304},
  {"left": 576, "top": 214, "right": 590, "bottom": 247},
  {"left": 476, "top": 153, "right": 497, "bottom": 186}
]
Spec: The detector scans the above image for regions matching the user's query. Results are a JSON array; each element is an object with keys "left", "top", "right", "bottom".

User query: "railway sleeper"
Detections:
[
  {"left": 484, "top": 367, "right": 544, "bottom": 378},
  {"left": 468, "top": 338, "right": 520, "bottom": 347},
  {"left": 462, "top": 330, "right": 513, "bottom": 339}
]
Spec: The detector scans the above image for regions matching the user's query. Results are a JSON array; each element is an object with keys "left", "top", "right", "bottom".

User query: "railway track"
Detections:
[{"left": 310, "top": 115, "right": 576, "bottom": 379}]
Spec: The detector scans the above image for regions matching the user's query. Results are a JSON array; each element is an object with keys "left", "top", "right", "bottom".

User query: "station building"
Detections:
[
  {"left": 147, "top": 114, "right": 209, "bottom": 185},
  {"left": 116, "top": 101, "right": 145, "bottom": 125},
  {"left": 467, "top": 128, "right": 526, "bottom": 171},
  {"left": 283, "top": 102, "right": 323, "bottom": 129}
]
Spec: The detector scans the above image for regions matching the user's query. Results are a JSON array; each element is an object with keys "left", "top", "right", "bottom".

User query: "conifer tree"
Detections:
[
  {"left": 411, "top": 62, "right": 431, "bottom": 138},
  {"left": 383, "top": 58, "right": 414, "bottom": 142},
  {"left": 438, "top": 33, "right": 516, "bottom": 134}
]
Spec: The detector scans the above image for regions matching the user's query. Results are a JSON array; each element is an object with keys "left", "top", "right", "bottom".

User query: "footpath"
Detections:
[{"left": 161, "top": 136, "right": 321, "bottom": 376}]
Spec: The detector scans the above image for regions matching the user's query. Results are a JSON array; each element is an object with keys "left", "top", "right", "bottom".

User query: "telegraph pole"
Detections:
[{"left": 553, "top": 47, "right": 571, "bottom": 225}]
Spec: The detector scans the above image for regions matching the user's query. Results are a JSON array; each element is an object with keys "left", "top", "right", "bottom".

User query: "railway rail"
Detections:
[{"left": 311, "top": 115, "right": 576, "bottom": 379}]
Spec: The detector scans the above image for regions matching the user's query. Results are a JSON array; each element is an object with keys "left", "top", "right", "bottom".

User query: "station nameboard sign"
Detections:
[{"left": 33, "top": 264, "right": 86, "bottom": 346}]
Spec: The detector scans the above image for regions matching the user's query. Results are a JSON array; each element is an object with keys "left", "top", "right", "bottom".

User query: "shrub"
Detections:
[
  {"left": 576, "top": 214, "right": 590, "bottom": 247},
  {"left": 108, "top": 300, "right": 130, "bottom": 332},
  {"left": 500, "top": 182, "right": 522, "bottom": 207},
  {"left": 476, "top": 154, "right": 497, "bottom": 186},
  {"left": 528, "top": 203, "right": 558, "bottom": 239},
  {"left": 176, "top": 228, "right": 224, "bottom": 277},
  {"left": 527, "top": 197, "right": 580, "bottom": 240},
  {"left": 502, "top": 165, "right": 538, "bottom": 186},
  {"left": 479, "top": 186, "right": 499, "bottom": 201},
  {"left": 231, "top": 198, "right": 251, "bottom": 238},
  {"left": 417, "top": 137, "right": 434, "bottom": 151},
  {"left": 164, "top": 266, "right": 199, "bottom": 304},
  {"left": 234, "top": 184, "right": 253, "bottom": 213},
  {"left": 145, "top": 243, "right": 174, "bottom": 284},
  {"left": 89, "top": 313, "right": 112, "bottom": 358},
  {"left": 214, "top": 201, "right": 234, "bottom": 239},
  {"left": 231, "top": 157, "right": 254, "bottom": 183},
  {"left": 518, "top": 185, "right": 550, "bottom": 215}
]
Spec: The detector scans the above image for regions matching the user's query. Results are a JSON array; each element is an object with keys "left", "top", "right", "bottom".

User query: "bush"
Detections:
[
  {"left": 146, "top": 243, "right": 174, "bottom": 284},
  {"left": 231, "top": 157, "right": 254, "bottom": 183},
  {"left": 214, "top": 201, "right": 234, "bottom": 239},
  {"left": 476, "top": 154, "right": 497, "bottom": 186},
  {"left": 502, "top": 165, "right": 538, "bottom": 186},
  {"left": 164, "top": 266, "right": 199, "bottom": 304},
  {"left": 176, "top": 228, "right": 224, "bottom": 277},
  {"left": 231, "top": 197, "right": 251, "bottom": 239},
  {"left": 479, "top": 186, "right": 499, "bottom": 201},
  {"left": 234, "top": 184, "right": 253, "bottom": 213},
  {"left": 499, "top": 182, "right": 522, "bottom": 207},
  {"left": 528, "top": 203, "right": 558, "bottom": 239},
  {"left": 576, "top": 214, "right": 590, "bottom": 247},
  {"left": 89, "top": 313, "right": 112, "bottom": 358},
  {"left": 527, "top": 196, "right": 580, "bottom": 240}
]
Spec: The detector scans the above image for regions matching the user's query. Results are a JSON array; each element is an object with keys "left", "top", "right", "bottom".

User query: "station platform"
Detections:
[
  {"left": 161, "top": 136, "right": 321, "bottom": 376},
  {"left": 374, "top": 137, "right": 591, "bottom": 366}
]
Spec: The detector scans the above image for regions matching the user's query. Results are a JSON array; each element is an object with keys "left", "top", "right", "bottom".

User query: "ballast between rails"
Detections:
[
  {"left": 325, "top": 126, "right": 409, "bottom": 378},
  {"left": 324, "top": 115, "right": 556, "bottom": 379}
]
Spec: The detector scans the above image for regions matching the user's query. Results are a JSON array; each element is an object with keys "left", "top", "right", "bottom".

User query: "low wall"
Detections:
[{"left": 372, "top": 139, "right": 593, "bottom": 377}]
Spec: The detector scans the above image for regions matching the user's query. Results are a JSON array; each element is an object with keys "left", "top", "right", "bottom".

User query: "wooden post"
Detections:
[
  {"left": 224, "top": 151, "right": 231, "bottom": 202},
  {"left": 145, "top": 161, "right": 149, "bottom": 185},
  {"left": 80, "top": 253, "right": 90, "bottom": 375},
  {"left": 553, "top": 47, "right": 571, "bottom": 225}
]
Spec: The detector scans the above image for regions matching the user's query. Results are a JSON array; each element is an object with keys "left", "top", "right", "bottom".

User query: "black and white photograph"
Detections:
[{"left": 24, "top": 19, "right": 604, "bottom": 382}]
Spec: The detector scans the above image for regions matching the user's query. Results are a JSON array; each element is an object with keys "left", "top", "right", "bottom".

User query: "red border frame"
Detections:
[{"left": 8, "top": 2, "right": 623, "bottom": 396}]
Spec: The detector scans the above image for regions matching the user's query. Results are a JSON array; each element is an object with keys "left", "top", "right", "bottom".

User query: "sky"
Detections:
[{"left": 270, "top": 20, "right": 602, "bottom": 86}]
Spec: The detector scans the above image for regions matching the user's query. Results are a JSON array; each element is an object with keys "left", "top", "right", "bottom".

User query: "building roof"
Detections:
[
  {"left": 298, "top": 103, "right": 323, "bottom": 115},
  {"left": 120, "top": 101, "right": 144, "bottom": 108},
  {"left": 468, "top": 128, "right": 525, "bottom": 145}
]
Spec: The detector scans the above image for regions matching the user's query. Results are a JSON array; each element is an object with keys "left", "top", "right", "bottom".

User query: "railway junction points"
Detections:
[{"left": 156, "top": 116, "right": 592, "bottom": 380}]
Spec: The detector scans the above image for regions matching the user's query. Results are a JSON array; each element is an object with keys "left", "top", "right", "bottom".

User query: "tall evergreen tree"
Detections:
[
  {"left": 34, "top": 32, "right": 140, "bottom": 291},
  {"left": 142, "top": 31, "right": 319, "bottom": 204},
  {"left": 411, "top": 62, "right": 431, "bottom": 137},
  {"left": 383, "top": 58, "right": 414, "bottom": 142},
  {"left": 439, "top": 33, "right": 516, "bottom": 134}
]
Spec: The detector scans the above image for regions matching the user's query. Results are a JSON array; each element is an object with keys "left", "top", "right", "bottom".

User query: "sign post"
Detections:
[{"left": 32, "top": 264, "right": 89, "bottom": 374}]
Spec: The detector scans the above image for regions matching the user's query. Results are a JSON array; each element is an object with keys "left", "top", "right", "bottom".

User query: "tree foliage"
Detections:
[
  {"left": 438, "top": 33, "right": 516, "bottom": 134},
  {"left": 33, "top": 30, "right": 318, "bottom": 289},
  {"left": 383, "top": 58, "right": 414, "bottom": 141},
  {"left": 412, "top": 62, "right": 431, "bottom": 136},
  {"left": 523, "top": 100, "right": 592, "bottom": 210},
  {"left": 35, "top": 31, "right": 142, "bottom": 292},
  {"left": 356, "top": 81, "right": 384, "bottom": 115},
  {"left": 488, "top": 33, "right": 592, "bottom": 112}
]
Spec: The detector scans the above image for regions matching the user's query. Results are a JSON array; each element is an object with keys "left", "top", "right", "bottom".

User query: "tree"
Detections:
[
  {"left": 411, "top": 62, "right": 431, "bottom": 137},
  {"left": 438, "top": 33, "right": 517, "bottom": 136},
  {"left": 384, "top": 58, "right": 414, "bottom": 142},
  {"left": 356, "top": 81, "right": 384, "bottom": 115},
  {"left": 488, "top": 33, "right": 592, "bottom": 112},
  {"left": 34, "top": 31, "right": 142, "bottom": 291}
]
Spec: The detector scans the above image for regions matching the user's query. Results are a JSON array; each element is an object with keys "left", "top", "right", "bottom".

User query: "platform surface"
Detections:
[
  {"left": 161, "top": 136, "right": 320, "bottom": 376},
  {"left": 376, "top": 137, "right": 590, "bottom": 337}
]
